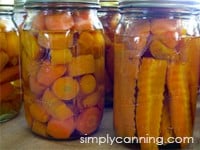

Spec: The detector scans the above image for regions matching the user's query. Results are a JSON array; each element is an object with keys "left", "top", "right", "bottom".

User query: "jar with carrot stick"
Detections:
[
  {"left": 98, "top": 0, "right": 121, "bottom": 107},
  {"left": 21, "top": 0, "right": 105, "bottom": 139},
  {"left": 0, "top": 0, "right": 22, "bottom": 122},
  {"left": 113, "top": 0, "right": 200, "bottom": 149}
]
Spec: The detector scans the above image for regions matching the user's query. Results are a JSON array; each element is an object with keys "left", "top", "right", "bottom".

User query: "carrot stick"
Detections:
[
  {"left": 113, "top": 44, "right": 139, "bottom": 137},
  {"left": 136, "top": 58, "right": 167, "bottom": 150},
  {"left": 0, "top": 66, "right": 19, "bottom": 84},
  {"left": 167, "top": 62, "right": 192, "bottom": 148},
  {"left": 0, "top": 51, "right": 9, "bottom": 72}
]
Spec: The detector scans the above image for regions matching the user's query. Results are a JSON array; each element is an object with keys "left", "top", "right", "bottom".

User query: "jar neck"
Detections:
[{"left": 25, "top": 2, "right": 100, "bottom": 9}]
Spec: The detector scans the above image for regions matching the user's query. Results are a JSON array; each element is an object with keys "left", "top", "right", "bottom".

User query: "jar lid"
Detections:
[
  {"left": 0, "top": 0, "right": 14, "bottom": 5},
  {"left": 25, "top": 0, "right": 99, "bottom": 4},
  {"left": 119, "top": 0, "right": 200, "bottom": 10},
  {"left": 100, "top": 0, "right": 119, "bottom": 7},
  {"left": 0, "top": 0, "right": 14, "bottom": 11},
  {"left": 14, "top": 0, "right": 26, "bottom": 6}
]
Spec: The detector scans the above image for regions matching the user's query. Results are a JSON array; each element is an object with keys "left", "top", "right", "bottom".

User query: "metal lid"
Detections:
[
  {"left": 25, "top": 0, "right": 99, "bottom": 4},
  {"left": 119, "top": 0, "right": 200, "bottom": 9},
  {"left": 100, "top": 0, "right": 119, "bottom": 7},
  {"left": 0, "top": 0, "right": 14, "bottom": 11},
  {"left": 14, "top": 0, "right": 26, "bottom": 6}
]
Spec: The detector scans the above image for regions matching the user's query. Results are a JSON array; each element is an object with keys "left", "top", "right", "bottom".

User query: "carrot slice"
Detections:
[
  {"left": 29, "top": 75, "right": 46, "bottom": 96},
  {"left": 0, "top": 66, "right": 19, "bottom": 84},
  {"left": 73, "top": 10, "right": 94, "bottom": 31},
  {"left": 32, "top": 12, "right": 46, "bottom": 30},
  {"left": 47, "top": 117, "right": 75, "bottom": 139},
  {"left": 50, "top": 49, "right": 72, "bottom": 65},
  {"left": 113, "top": 47, "right": 139, "bottom": 137},
  {"left": 52, "top": 76, "right": 79, "bottom": 100},
  {"left": 0, "top": 51, "right": 9, "bottom": 72},
  {"left": 45, "top": 12, "right": 74, "bottom": 31},
  {"left": 167, "top": 62, "right": 192, "bottom": 148},
  {"left": 82, "top": 91, "right": 101, "bottom": 108},
  {"left": 80, "top": 74, "right": 96, "bottom": 95},
  {"left": 29, "top": 102, "right": 49, "bottom": 123},
  {"left": 37, "top": 61, "right": 66, "bottom": 87},
  {"left": 5, "top": 31, "right": 20, "bottom": 57},
  {"left": 136, "top": 58, "right": 167, "bottom": 150},
  {"left": 32, "top": 120, "right": 47, "bottom": 137},
  {"left": 76, "top": 107, "right": 102, "bottom": 135},
  {"left": 0, "top": 82, "right": 15, "bottom": 102},
  {"left": 68, "top": 55, "right": 95, "bottom": 77},
  {"left": 94, "top": 56, "right": 105, "bottom": 84},
  {"left": 42, "top": 88, "right": 74, "bottom": 120},
  {"left": 38, "top": 32, "right": 73, "bottom": 50},
  {"left": 0, "top": 32, "right": 7, "bottom": 52}
]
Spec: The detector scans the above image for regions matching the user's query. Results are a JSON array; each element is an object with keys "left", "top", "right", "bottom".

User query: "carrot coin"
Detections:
[{"left": 80, "top": 74, "right": 96, "bottom": 95}]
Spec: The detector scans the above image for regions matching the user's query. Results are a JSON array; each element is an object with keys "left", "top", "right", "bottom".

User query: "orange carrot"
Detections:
[
  {"left": 32, "top": 120, "right": 47, "bottom": 137},
  {"left": 68, "top": 55, "right": 95, "bottom": 77},
  {"left": 0, "top": 82, "right": 15, "bottom": 102},
  {"left": 82, "top": 91, "right": 101, "bottom": 108},
  {"left": 32, "top": 12, "right": 46, "bottom": 30},
  {"left": 50, "top": 49, "right": 72, "bottom": 65},
  {"left": 76, "top": 107, "right": 102, "bottom": 135},
  {"left": 0, "top": 66, "right": 19, "bottom": 84},
  {"left": 29, "top": 102, "right": 49, "bottom": 123},
  {"left": 45, "top": 12, "right": 74, "bottom": 31},
  {"left": 0, "top": 51, "right": 9, "bottom": 72},
  {"left": 24, "top": 102, "right": 33, "bottom": 128},
  {"left": 37, "top": 61, "right": 66, "bottom": 87},
  {"left": 80, "top": 74, "right": 96, "bottom": 95},
  {"left": 113, "top": 46, "right": 139, "bottom": 137},
  {"left": 29, "top": 75, "right": 46, "bottom": 96},
  {"left": 0, "top": 32, "right": 7, "bottom": 52},
  {"left": 42, "top": 88, "right": 74, "bottom": 120},
  {"left": 52, "top": 76, "right": 79, "bottom": 100},
  {"left": 47, "top": 117, "right": 75, "bottom": 139},
  {"left": 94, "top": 56, "right": 105, "bottom": 84},
  {"left": 136, "top": 58, "right": 167, "bottom": 150},
  {"left": 167, "top": 62, "right": 192, "bottom": 148}
]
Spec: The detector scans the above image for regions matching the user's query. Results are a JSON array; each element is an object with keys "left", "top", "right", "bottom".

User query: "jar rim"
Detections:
[
  {"left": 25, "top": 0, "right": 99, "bottom": 4},
  {"left": 100, "top": 1, "right": 119, "bottom": 8},
  {"left": 119, "top": 0, "right": 200, "bottom": 10}
]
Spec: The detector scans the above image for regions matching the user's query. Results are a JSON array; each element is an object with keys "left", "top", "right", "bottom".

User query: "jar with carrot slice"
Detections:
[
  {"left": 98, "top": 0, "right": 121, "bottom": 107},
  {"left": 114, "top": 0, "right": 200, "bottom": 149},
  {"left": 21, "top": 0, "right": 105, "bottom": 139},
  {"left": 0, "top": 1, "right": 22, "bottom": 122}
]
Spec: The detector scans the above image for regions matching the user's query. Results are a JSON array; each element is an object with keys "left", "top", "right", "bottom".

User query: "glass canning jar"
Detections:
[
  {"left": 13, "top": 0, "right": 27, "bottom": 28},
  {"left": 113, "top": 0, "right": 200, "bottom": 149},
  {"left": 21, "top": 0, "right": 105, "bottom": 139},
  {"left": 98, "top": 0, "right": 121, "bottom": 107},
  {"left": 0, "top": 0, "right": 22, "bottom": 122}
]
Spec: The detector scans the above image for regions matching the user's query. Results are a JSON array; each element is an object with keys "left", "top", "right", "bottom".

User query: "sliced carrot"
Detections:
[
  {"left": 37, "top": 61, "right": 66, "bottom": 87},
  {"left": 0, "top": 66, "right": 19, "bottom": 84},
  {"left": 68, "top": 55, "right": 95, "bottom": 77},
  {"left": 0, "top": 32, "right": 7, "bottom": 51},
  {"left": 136, "top": 58, "right": 167, "bottom": 150},
  {"left": 113, "top": 47, "right": 139, "bottom": 137},
  {"left": 29, "top": 102, "right": 49, "bottom": 123},
  {"left": 42, "top": 88, "right": 74, "bottom": 120},
  {"left": 0, "top": 82, "right": 15, "bottom": 102},
  {"left": 0, "top": 51, "right": 9, "bottom": 72},
  {"left": 80, "top": 74, "right": 96, "bottom": 95},
  {"left": 47, "top": 117, "right": 75, "bottom": 139},
  {"left": 23, "top": 90, "right": 36, "bottom": 105},
  {"left": 29, "top": 75, "right": 46, "bottom": 96},
  {"left": 82, "top": 91, "right": 101, "bottom": 108},
  {"left": 167, "top": 62, "right": 192, "bottom": 148},
  {"left": 73, "top": 10, "right": 94, "bottom": 31},
  {"left": 21, "top": 31, "right": 41, "bottom": 60},
  {"left": 24, "top": 102, "right": 33, "bottom": 128},
  {"left": 52, "top": 76, "right": 79, "bottom": 100},
  {"left": 32, "top": 120, "right": 47, "bottom": 137},
  {"left": 45, "top": 12, "right": 74, "bottom": 31},
  {"left": 50, "top": 49, "right": 72, "bottom": 65},
  {"left": 150, "top": 19, "right": 180, "bottom": 35},
  {"left": 38, "top": 31, "right": 73, "bottom": 50},
  {"left": 150, "top": 40, "right": 178, "bottom": 60},
  {"left": 5, "top": 31, "right": 20, "bottom": 57},
  {"left": 32, "top": 12, "right": 46, "bottom": 30},
  {"left": 76, "top": 107, "right": 102, "bottom": 135},
  {"left": 94, "top": 56, "right": 105, "bottom": 84}
]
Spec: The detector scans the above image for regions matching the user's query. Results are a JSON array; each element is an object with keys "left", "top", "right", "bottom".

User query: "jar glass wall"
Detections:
[
  {"left": 21, "top": 0, "right": 105, "bottom": 139},
  {"left": 113, "top": 0, "right": 200, "bottom": 149},
  {"left": 0, "top": 1, "right": 22, "bottom": 122},
  {"left": 98, "top": 0, "right": 121, "bottom": 107}
]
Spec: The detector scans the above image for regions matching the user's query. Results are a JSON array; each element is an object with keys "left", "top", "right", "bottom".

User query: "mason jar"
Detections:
[
  {"left": 98, "top": 0, "right": 121, "bottom": 107},
  {"left": 0, "top": 0, "right": 22, "bottom": 122},
  {"left": 21, "top": 0, "right": 105, "bottom": 139},
  {"left": 113, "top": 0, "right": 200, "bottom": 149},
  {"left": 13, "top": 0, "right": 27, "bottom": 28}
]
